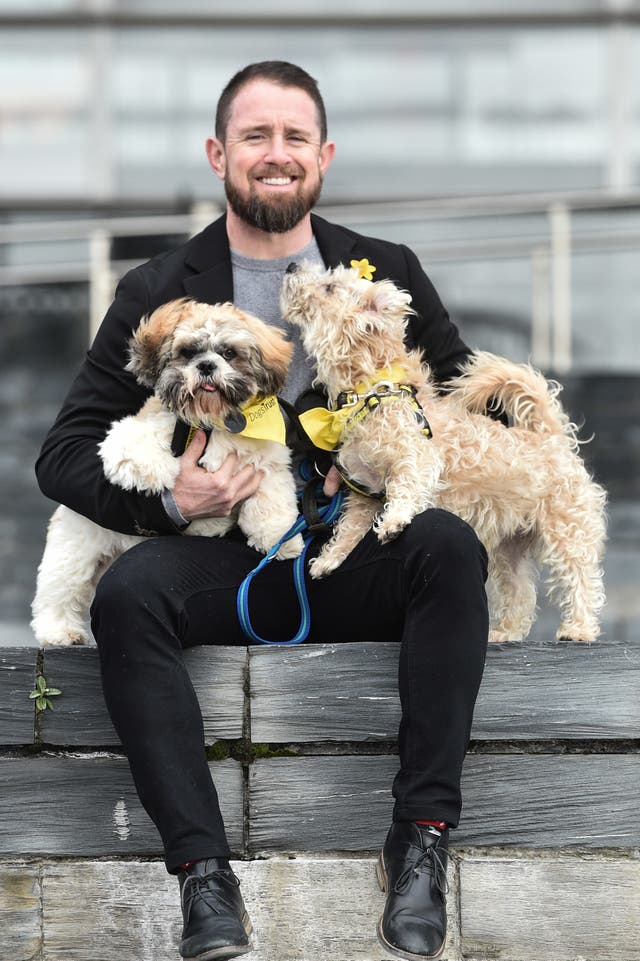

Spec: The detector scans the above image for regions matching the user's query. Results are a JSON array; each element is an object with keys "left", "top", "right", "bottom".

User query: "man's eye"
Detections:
[
  {"left": 179, "top": 345, "right": 199, "bottom": 360},
  {"left": 221, "top": 347, "right": 237, "bottom": 361}
]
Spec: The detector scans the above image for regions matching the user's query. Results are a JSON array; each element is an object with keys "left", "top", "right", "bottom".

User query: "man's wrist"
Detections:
[{"left": 161, "top": 488, "right": 191, "bottom": 531}]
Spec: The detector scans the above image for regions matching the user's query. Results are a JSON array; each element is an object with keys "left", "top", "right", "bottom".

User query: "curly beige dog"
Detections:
[{"left": 281, "top": 263, "right": 607, "bottom": 642}]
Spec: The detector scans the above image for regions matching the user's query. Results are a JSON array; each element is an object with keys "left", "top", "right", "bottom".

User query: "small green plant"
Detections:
[{"left": 29, "top": 675, "right": 62, "bottom": 712}]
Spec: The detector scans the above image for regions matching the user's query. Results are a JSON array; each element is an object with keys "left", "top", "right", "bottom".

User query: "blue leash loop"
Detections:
[{"left": 236, "top": 489, "right": 344, "bottom": 645}]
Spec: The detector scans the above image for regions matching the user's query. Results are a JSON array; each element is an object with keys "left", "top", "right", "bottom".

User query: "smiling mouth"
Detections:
[
  {"left": 257, "top": 176, "right": 296, "bottom": 186},
  {"left": 200, "top": 383, "right": 218, "bottom": 392}
]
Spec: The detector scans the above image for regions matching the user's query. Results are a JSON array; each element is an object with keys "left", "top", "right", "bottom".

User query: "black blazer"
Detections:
[{"left": 36, "top": 213, "right": 472, "bottom": 536}]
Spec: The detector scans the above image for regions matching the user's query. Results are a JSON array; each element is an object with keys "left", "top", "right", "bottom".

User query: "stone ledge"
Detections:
[
  {"left": 2, "top": 853, "right": 638, "bottom": 961},
  {"left": 2, "top": 753, "right": 638, "bottom": 857},
  {"left": 2, "top": 639, "right": 639, "bottom": 746}
]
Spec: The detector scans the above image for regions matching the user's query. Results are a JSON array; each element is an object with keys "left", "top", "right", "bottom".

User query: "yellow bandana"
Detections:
[
  {"left": 231, "top": 395, "right": 287, "bottom": 445},
  {"left": 186, "top": 395, "right": 287, "bottom": 446},
  {"left": 298, "top": 365, "right": 412, "bottom": 451},
  {"left": 298, "top": 405, "right": 353, "bottom": 452}
]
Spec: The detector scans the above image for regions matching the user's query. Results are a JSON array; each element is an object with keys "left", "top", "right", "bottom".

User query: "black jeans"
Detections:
[{"left": 91, "top": 508, "right": 488, "bottom": 873}]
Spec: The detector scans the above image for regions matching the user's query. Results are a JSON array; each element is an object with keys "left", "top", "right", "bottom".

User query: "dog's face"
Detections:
[
  {"left": 280, "top": 263, "right": 414, "bottom": 394},
  {"left": 127, "top": 298, "right": 293, "bottom": 426}
]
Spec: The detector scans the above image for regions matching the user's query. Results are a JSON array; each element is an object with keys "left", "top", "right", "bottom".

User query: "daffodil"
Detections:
[{"left": 350, "top": 258, "right": 377, "bottom": 281}]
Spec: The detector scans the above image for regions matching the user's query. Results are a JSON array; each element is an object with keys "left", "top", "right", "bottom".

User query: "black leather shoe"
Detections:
[
  {"left": 376, "top": 822, "right": 449, "bottom": 960},
  {"left": 178, "top": 858, "right": 253, "bottom": 960}
]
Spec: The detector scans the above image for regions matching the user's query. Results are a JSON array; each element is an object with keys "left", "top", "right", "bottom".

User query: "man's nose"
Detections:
[{"left": 263, "top": 134, "right": 292, "bottom": 164}]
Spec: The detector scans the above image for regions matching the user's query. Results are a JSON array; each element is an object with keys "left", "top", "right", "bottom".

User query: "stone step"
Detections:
[
  {"left": 3, "top": 639, "right": 639, "bottom": 747},
  {"left": 2, "top": 641, "right": 637, "bottom": 961},
  {"left": 3, "top": 855, "right": 638, "bottom": 961}
]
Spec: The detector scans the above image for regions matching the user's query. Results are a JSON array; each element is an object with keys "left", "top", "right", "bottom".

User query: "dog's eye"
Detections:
[
  {"left": 220, "top": 346, "right": 237, "bottom": 362},
  {"left": 324, "top": 283, "right": 334, "bottom": 294},
  {"left": 179, "top": 345, "right": 199, "bottom": 361}
]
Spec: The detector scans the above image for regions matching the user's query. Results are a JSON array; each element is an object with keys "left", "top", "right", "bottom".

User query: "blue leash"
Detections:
[{"left": 236, "top": 489, "right": 344, "bottom": 645}]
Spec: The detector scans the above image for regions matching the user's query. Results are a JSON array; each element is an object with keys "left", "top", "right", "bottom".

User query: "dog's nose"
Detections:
[
  {"left": 197, "top": 360, "right": 217, "bottom": 376},
  {"left": 285, "top": 262, "right": 299, "bottom": 274}
]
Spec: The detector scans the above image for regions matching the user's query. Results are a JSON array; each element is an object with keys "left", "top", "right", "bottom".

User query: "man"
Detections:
[{"left": 36, "top": 62, "right": 489, "bottom": 961}]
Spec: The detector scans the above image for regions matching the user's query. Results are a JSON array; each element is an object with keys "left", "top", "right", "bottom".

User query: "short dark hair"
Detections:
[{"left": 215, "top": 61, "right": 328, "bottom": 143}]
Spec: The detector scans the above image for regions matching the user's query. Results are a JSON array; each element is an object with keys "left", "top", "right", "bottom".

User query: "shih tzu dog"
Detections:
[
  {"left": 281, "top": 263, "right": 607, "bottom": 642},
  {"left": 32, "top": 298, "right": 302, "bottom": 647}
]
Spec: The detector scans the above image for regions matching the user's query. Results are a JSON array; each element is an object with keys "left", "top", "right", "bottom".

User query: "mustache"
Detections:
[{"left": 252, "top": 165, "right": 302, "bottom": 178}]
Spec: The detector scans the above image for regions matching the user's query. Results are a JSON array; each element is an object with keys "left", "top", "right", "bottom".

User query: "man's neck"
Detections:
[{"left": 225, "top": 207, "right": 314, "bottom": 259}]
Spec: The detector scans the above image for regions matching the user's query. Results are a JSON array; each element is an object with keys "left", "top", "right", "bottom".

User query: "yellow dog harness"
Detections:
[{"left": 298, "top": 365, "right": 432, "bottom": 452}]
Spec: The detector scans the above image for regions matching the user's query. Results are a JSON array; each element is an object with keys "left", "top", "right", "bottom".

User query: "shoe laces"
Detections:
[
  {"left": 394, "top": 844, "right": 449, "bottom": 897},
  {"left": 181, "top": 867, "right": 241, "bottom": 924}
]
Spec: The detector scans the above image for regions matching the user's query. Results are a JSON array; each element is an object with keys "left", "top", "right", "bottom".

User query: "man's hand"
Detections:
[
  {"left": 172, "top": 430, "right": 263, "bottom": 521},
  {"left": 322, "top": 464, "right": 342, "bottom": 497}
]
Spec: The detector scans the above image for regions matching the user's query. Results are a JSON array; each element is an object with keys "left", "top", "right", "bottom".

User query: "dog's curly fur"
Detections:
[
  {"left": 281, "top": 263, "right": 607, "bottom": 642},
  {"left": 32, "top": 298, "right": 302, "bottom": 647}
]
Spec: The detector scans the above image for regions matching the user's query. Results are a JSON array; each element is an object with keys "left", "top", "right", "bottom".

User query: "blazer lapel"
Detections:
[
  {"left": 311, "top": 213, "right": 358, "bottom": 268},
  {"left": 182, "top": 214, "right": 234, "bottom": 304}
]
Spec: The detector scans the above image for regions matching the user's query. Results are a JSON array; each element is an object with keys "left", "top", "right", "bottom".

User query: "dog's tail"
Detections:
[{"left": 447, "top": 351, "right": 579, "bottom": 446}]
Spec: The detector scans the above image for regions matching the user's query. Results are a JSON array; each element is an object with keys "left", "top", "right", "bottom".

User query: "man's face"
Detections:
[{"left": 207, "top": 79, "right": 335, "bottom": 233}]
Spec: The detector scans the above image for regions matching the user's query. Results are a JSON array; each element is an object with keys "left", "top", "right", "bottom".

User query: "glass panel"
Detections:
[{"left": 103, "top": 24, "right": 615, "bottom": 202}]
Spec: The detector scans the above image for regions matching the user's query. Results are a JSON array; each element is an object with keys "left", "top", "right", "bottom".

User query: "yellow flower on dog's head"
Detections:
[{"left": 350, "top": 258, "right": 377, "bottom": 281}]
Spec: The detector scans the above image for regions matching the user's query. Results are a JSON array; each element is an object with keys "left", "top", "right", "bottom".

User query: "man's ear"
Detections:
[
  {"left": 205, "top": 137, "right": 226, "bottom": 180},
  {"left": 319, "top": 140, "right": 335, "bottom": 177}
]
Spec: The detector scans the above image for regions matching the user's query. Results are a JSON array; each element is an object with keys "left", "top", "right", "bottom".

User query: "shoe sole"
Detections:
[
  {"left": 184, "top": 914, "right": 253, "bottom": 961},
  {"left": 375, "top": 854, "right": 445, "bottom": 961}
]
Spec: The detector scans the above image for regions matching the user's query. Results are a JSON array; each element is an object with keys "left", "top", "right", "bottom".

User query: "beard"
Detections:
[{"left": 224, "top": 170, "right": 323, "bottom": 234}]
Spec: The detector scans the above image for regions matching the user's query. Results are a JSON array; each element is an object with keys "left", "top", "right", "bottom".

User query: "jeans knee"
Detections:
[
  {"left": 91, "top": 539, "right": 177, "bottom": 651},
  {"left": 403, "top": 509, "right": 488, "bottom": 579}
]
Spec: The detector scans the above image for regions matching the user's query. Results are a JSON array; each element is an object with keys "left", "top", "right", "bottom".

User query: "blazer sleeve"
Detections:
[
  {"left": 399, "top": 244, "right": 473, "bottom": 384},
  {"left": 35, "top": 267, "right": 181, "bottom": 536}
]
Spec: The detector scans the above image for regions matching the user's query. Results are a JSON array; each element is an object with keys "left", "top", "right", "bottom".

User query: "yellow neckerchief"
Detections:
[
  {"left": 298, "top": 364, "right": 430, "bottom": 452},
  {"left": 183, "top": 394, "right": 287, "bottom": 446}
]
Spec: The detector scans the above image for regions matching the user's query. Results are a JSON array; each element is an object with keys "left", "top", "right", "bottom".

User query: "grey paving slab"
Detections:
[
  {"left": 249, "top": 754, "right": 639, "bottom": 853},
  {"left": 0, "top": 647, "right": 36, "bottom": 744},
  {"left": 40, "top": 645, "right": 245, "bottom": 745},
  {"left": 0, "top": 757, "right": 243, "bottom": 857},
  {"left": 460, "top": 856, "right": 640, "bottom": 961},
  {"left": 0, "top": 864, "right": 42, "bottom": 961},
  {"left": 249, "top": 637, "right": 640, "bottom": 742}
]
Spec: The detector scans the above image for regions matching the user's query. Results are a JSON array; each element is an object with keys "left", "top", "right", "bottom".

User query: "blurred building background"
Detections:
[{"left": 1, "top": 0, "right": 639, "bottom": 644}]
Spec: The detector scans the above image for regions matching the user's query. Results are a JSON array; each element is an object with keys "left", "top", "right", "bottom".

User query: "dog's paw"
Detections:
[
  {"left": 556, "top": 622, "right": 600, "bottom": 642},
  {"left": 308, "top": 553, "right": 342, "bottom": 579},
  {"left": 275, "top": 534, "right": 304, "bottom": 560},
  {"left": 34, "top": 622, "right": 89, "bottom": 647},
  {"left": 374, "top": 510, "right": 413, "bottom": 543},
  {"left": 488, "top": 627, "right": 524, "bottom": 644}
]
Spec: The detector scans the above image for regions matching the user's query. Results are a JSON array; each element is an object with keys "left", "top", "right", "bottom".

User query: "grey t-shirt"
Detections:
[{"left": 230, "top": 238, "right": 324, "bottom": 405}]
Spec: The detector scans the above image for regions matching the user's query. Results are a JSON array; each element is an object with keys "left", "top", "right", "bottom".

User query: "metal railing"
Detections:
[{"left": 2, "top": 191, "right": 640, "bottom": 373}]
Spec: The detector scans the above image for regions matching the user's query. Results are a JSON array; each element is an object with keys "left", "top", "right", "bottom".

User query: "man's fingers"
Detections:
[
  {"left": 183, "top": 428, "right": 208, "bottom": 464},
  {"left": 228, "top": 465, "right": 264, "bottom": 503},
  {"left": 173, "top": 446, "right": 263, "bottom": 521},
  {"left": 209, "top": 449, "right": 240, "bottom": 480}
]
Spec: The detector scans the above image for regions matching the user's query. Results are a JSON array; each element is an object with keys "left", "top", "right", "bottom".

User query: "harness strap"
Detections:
[
  {"left": 333, "top": 465, "right": 386, "bottom": 500},
  {"left": 171, "top": 420, "right": 195, "bottom": 457},
  {"left": 236, "top": 489, "right": 345, "bottom": 646},
  {"left": 301, "top": 477, "right": 336, "bottom": 535}
]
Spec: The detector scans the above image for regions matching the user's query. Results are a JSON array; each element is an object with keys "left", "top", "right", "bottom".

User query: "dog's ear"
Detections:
[
  {"left": 126, "top": 299, "right": 191, "bottom": 387},
  {"left": 243, "top": 312, "right": 294, "bottom": 395},
  {"left": 366, "top": 280, "right": 414, "bottom": 317}
]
